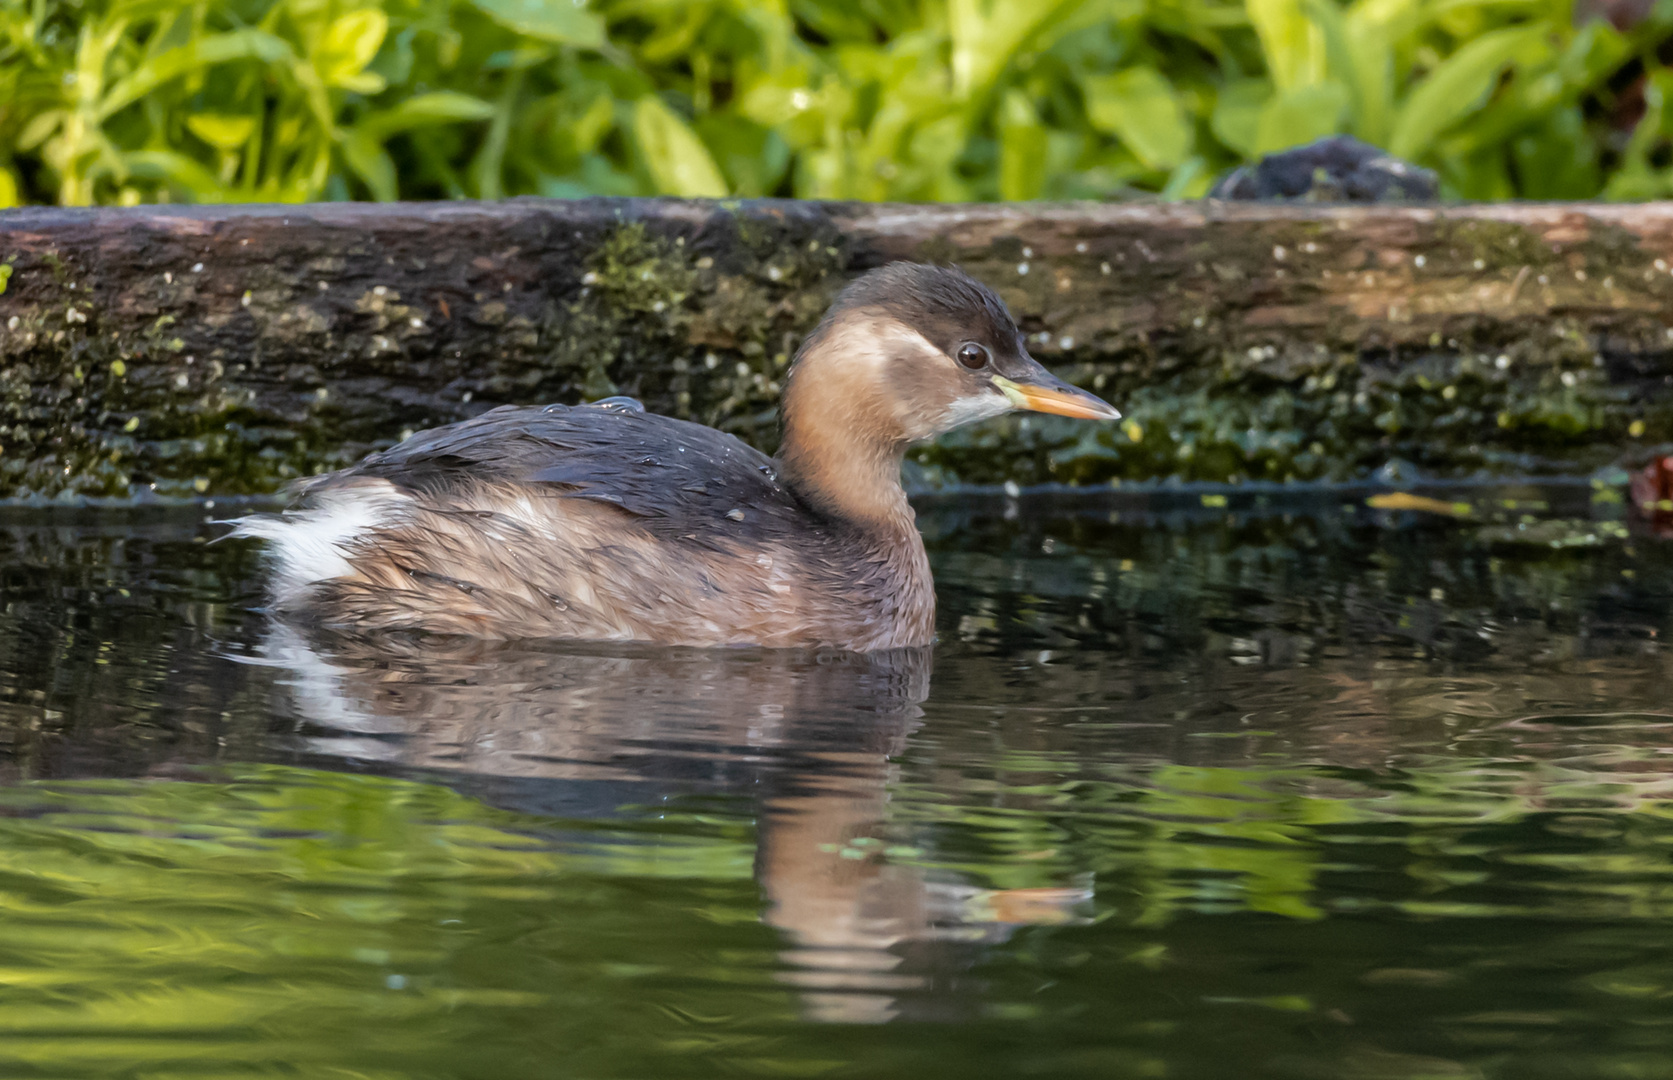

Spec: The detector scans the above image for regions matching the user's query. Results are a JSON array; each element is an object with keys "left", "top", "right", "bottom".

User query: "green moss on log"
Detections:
[
  {"left": 916, "top": 320, "right": 1649, "bottom": 487},
  {"left": 3, "top": 199, "right": 1673, "bottom": 501}
]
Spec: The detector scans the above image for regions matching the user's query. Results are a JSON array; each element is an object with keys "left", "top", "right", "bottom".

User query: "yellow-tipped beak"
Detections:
[{"left": 992, "top": 374, "right": 1121, "bottom": 421}]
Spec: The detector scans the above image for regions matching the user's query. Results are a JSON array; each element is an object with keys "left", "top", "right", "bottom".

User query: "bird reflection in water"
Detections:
[{"left": 254, "top": 624, "right": 1092, "bottom": 1023}]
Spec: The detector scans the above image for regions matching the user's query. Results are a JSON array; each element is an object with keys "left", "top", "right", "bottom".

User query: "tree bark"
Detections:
[{"left": 2, "top": 197, "right": 1671, "bottom": 499}]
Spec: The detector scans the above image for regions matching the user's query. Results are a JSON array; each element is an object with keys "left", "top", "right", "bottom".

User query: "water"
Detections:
[{"left": 2, "top": 484, "right": 1672, "bottom": 1078}]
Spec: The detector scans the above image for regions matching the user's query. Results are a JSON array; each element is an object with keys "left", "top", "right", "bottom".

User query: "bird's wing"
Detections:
[{"left": 325, "top": 404, "right": 811, "bottom": 543}]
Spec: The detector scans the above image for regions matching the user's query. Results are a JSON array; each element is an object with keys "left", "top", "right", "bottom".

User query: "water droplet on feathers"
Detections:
[{"left": 587, "top": 396, "right": 645, "bottom": 413}]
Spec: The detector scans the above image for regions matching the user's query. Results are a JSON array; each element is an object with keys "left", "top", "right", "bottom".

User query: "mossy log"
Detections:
[{"left": 3, "top": 197, "right": 1673, "bottom": 500}]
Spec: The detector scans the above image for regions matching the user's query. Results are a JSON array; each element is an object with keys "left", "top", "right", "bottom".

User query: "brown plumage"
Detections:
[{"left": 234, "top": 263, "right": 1119, "bottom": 650}]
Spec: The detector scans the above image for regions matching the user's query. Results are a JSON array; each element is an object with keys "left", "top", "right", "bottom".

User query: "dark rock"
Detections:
[{"left": 1209, "top": 136, "right": 1439, "bottom": 202}]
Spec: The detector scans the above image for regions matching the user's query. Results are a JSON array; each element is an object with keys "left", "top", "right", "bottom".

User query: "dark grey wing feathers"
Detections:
[{"left": 331, "top": 404, "right": 815, "bottom": 541}]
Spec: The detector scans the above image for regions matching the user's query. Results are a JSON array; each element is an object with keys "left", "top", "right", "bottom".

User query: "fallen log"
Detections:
[{"left": 1, "top": 197, "right": 1671, "bottom": 499}]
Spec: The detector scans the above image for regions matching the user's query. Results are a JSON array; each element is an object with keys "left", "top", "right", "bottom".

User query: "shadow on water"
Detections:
[{"left": 5, "top": 486, "right": 1673, "bottom": 1076}]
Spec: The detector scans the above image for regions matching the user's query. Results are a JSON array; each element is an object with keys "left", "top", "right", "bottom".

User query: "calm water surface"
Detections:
[{"left": 1, "top": 484, "right": 1671, "bottom": 1079}]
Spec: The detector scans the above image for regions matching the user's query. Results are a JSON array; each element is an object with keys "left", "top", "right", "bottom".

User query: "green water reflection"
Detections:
[
  {"left": 0, "top": 767, "right": 784, "bottom": 1078},
  {"left": 0, "top": 488, "right": 1670, "bottom": 1077}
]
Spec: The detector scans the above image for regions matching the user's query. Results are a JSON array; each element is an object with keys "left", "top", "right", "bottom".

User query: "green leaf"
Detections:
[
  {"left": 1604, "top": 70, "right": 1673, "bottom": 201},
  {"left": 632, "top": 96, "right": 728, "bottom": 198},
  {"left": 998, "top": 89, "right": 1047, "bottom": 199},
  {"left": 1389, "top": 25, "right": 1542, "bottom": 160},
  {"left": 1247, "top": 0, "right": 1323, "bottom": 92},
  {"left": 0, "top": 170, "right": 15, "bottom": 210},
  {"left": 0, "top": 263, "right": 12, "bottom": 295},
  {"left": 737, "top": 69, "right": 826, "bottom": 150},
  {"left": 1338, "top": 4, "right": 1396, "bottom": 146},
  {"left": 1644, "top": 68, "right": 1673, "bottom": 139},
  {"left": 1512, "top": 106, "right": 1598, "bottom": 199},
  {"left": 185, "top": 114, "right": 256, "bottom": 151},
  {"left": 121, "top": 150, "right": 230, "bottom": 202},
  {"left": 468, "top": 0, "right": 605, "bottom": 48},
  {"left": 341, "top": 131, "right": 397, "bottom": 202},
  {"left": 0, "top": 0, "right": 1643, "bottom": 208},
  {"left": 316, "top": 9, "right": 388, "bottom": 93},
  {"left": 468, "top": 71, "right": 524, "bottom": 201},
  {"left": 693, "top": 114, "right": 790, "bottom": 197},
  {"left": 1557, "top": 20, "right": 1629, "bottom": 90},
  {"left": 1085, "top": 67, "right": 1192, "bottom": 170},
  {"left": 570, "top": 93, "right": 617, "bottom": 157},
  {"left": 908, "top": 113, "right": 974, "bottom": 200},
  {"left": 16, "top": 110, "right": 64, "bottom": 153},
  {"left": 1438, "top": 147, "right": 1513, "bottom": 200},
  {"left": 1212, "top": 79, "right": 1271, "bottom": 158},
  {"left": 1343, "top": 0, "right": 1421, "bottom": 35},
  {"left": 99, "top": 30, "right": 296, "bottom": 120},
  {"left": 1160, "top": 156, "right": 1210, "bottom": 200},
  {"left": 948, "top": 0, "right": 1088, "bottom": 99},
  {"left": 1253, "top": 82, "right": 1347, "bottom": 154},
  {"left": 1301, "top": 0, "right": 1390, "bottom": 142},
  {"left": 359, "top": 92, "right": 496, "bottom": 139}
]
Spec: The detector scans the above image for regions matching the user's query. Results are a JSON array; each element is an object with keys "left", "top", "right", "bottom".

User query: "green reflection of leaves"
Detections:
[
  {"left": 0, "top": 765, "right": 773, "bottom": 1074},
  {"left": 0, "top": 765, "right": 756, "bottom": 885},
  {"left": 888, "top": 749, "right": 1673, "bottom": 929}
]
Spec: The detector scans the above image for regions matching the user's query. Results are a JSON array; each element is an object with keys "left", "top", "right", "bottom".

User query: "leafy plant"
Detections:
[{"left": 0, "top": 0, "right": 1670, "bottom": 207}]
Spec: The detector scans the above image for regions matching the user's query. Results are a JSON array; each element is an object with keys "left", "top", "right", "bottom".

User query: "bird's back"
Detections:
[{"left": 342, "top": 402, "right": 805, "bottom": 538}]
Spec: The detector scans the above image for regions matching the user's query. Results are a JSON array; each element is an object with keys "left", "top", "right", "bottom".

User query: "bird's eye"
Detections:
[{"left": 956, "top": 342, "right": 991, "bottom": 370}]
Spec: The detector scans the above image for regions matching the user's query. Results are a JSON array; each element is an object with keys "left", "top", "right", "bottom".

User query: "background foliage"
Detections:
[{"left": 1, "top": 0, "right": 1672, "bottom": 208}]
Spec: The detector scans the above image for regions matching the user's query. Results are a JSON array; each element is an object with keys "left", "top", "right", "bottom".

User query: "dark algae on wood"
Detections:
[
  {"left": 0, "top": 200, "right": 844, "bottom": 500},
  {"left": 4, "top": 197, "right": 1673, "bottom": 500}
]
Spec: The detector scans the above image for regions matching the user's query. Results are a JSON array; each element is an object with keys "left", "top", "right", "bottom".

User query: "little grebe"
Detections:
[{"left": 236, "top": 263, "right": 1119, "bottom": 650}]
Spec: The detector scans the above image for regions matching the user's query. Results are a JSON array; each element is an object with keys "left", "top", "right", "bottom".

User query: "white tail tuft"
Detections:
[{"left": 229, "top": 480, "right": 409, "bottom": 603}]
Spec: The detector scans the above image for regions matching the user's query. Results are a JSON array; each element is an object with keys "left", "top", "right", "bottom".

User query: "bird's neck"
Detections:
[
  {"left": 775, "top": 370, "right": 937, "bottom": 649},
  {"left": 776, "top": 387, "right": 915, "bottom": 539}
]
